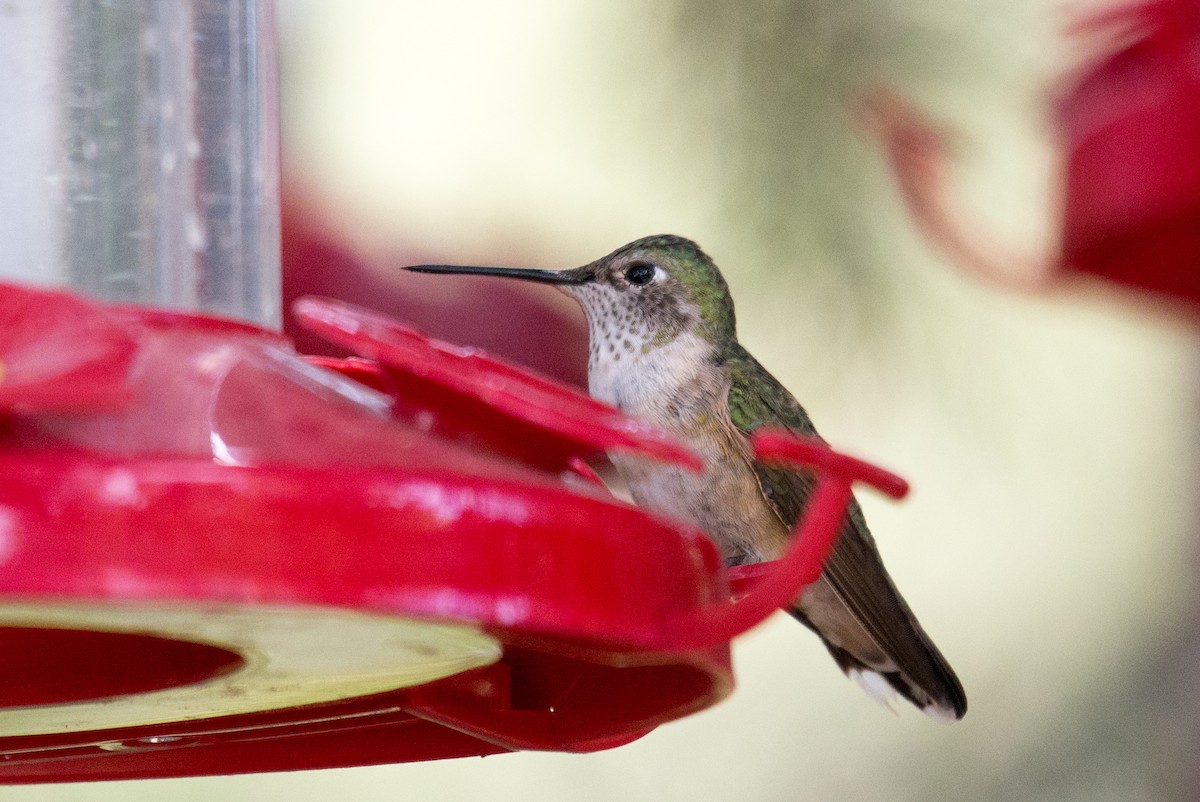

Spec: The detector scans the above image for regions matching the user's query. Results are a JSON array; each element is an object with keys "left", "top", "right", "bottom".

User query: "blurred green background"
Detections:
[{"left": 14, "top": 0, "right": 1200, "bottom": 799}]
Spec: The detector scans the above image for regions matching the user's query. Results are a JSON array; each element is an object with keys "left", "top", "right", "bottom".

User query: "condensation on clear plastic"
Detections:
[{"left": 0, "top": 1, "right": 280, "bottom": 328}]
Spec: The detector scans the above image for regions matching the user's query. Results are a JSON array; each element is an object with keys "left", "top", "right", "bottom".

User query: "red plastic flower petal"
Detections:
[{"left": 293, "top": 296, "right": 703, "bottom": 474}]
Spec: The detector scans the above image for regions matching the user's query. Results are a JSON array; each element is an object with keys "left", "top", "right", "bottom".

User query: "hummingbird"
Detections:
[{"left": 406, "top": 235, "right": 967, "bottom": 721}]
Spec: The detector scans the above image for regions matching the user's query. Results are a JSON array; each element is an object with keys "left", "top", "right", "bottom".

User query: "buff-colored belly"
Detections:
[{"left": 610, "top": 437, "right": 789, "bottom": 566}]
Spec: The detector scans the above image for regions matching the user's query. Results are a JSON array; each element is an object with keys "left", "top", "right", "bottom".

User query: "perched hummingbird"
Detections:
[{"left": 406, "top": 235, "right": 967, "bottom": 720}]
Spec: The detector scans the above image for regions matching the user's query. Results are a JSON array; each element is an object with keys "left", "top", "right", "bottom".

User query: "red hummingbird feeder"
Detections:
[
  {"left": 862, "top": 0, "right": 1200, "bottom": 307},
  {"left": 1058, "top": 0, "right": 1200, "bottom": 304},
  {"left": 0, "top": 283, "right": 908, "bottom": 783}
]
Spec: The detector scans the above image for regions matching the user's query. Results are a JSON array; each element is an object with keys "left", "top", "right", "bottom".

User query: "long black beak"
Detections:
[{"left": 405, "top": 264, "right": 589, "bottom": 285}]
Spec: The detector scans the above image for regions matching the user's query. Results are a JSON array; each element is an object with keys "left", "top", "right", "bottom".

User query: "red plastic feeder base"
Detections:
[{"left": 0, "top": 285, "right": 905, "bottom": 782}]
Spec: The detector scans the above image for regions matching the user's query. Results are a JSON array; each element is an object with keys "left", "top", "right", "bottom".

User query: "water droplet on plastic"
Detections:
[{"left": 186, "top": 215, "right": 207, "bottom": 252}]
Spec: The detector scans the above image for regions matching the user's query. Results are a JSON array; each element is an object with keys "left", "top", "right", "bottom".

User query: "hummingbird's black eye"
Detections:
[{"left": 624, "top": 262, "right": 656, "bottom": 286}]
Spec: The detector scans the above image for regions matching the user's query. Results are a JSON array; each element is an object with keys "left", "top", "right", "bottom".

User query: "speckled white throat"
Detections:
[{"left": 565, "top": 282, "right": 714, "bottom": 418}]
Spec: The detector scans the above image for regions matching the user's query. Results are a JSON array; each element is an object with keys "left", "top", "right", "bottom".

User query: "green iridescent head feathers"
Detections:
[{"left": 594, "top": 235, "right": 737, "bottom": 344}]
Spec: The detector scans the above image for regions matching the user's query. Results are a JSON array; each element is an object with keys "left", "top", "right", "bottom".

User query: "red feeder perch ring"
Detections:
[{"left": 0, "top": 285, "right": 909, "bottom": 783}]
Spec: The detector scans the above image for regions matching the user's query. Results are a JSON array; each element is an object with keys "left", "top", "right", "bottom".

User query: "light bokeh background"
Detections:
[{"left": 14, "top": 1, "right": 1200, "bottom": 799}]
